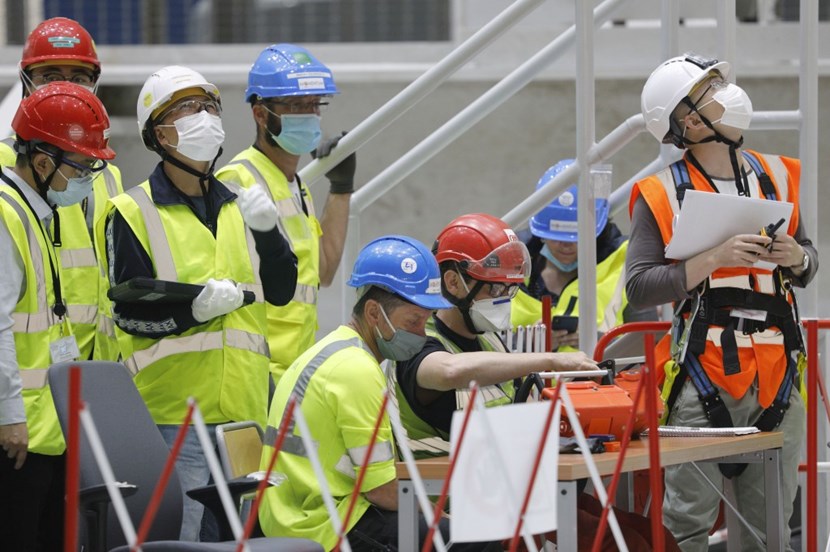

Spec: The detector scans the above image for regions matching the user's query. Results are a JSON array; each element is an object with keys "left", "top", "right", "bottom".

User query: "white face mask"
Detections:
[
  {"left": 699, "top": 83, "right": 753, "bottom": 130},
  {"left": 469, "top": 297, "right": 513, "bottom": 333},
  {"left": 166, "top": 111, "right": 225, "bottom": 161}
]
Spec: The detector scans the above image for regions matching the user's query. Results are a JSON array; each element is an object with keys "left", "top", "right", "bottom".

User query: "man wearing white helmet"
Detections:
[
  {"left": 216, "top": 43, "right": 357, "bottom": 386},
  {"left": 626, "top": 54, "right": 816, "bottom": 550},
  {"left": 96, "top": 65, "right": 298, "bottom": 541}
]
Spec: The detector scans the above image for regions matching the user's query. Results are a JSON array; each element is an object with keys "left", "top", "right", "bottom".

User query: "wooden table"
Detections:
[{"left": 396, "top": 432, "right": 785, "bottom": 552}]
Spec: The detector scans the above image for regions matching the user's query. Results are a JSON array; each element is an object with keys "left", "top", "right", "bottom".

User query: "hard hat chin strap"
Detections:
[{"left": 444, "top": 268, "right": 485, "bottom": 335}]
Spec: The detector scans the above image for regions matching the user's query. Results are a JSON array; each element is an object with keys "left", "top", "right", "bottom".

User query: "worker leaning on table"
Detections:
[{"left": 260, "top": 234, "right": 501, "bottom": 552}]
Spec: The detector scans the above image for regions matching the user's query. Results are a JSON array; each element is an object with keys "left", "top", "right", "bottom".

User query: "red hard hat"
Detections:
[
  {"left": 13, "top": 82, "right": 115, "bottom": 160},
  {"left": 433, "top": 213, "right": 530, "bottom": 283},
  {"left": 20, "top": 17, "right": 100, "bottom": 74}
]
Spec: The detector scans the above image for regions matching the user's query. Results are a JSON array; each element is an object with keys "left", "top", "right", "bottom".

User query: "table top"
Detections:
[{"left": 396, "top": 432, "right": 784, "bottom": 481}]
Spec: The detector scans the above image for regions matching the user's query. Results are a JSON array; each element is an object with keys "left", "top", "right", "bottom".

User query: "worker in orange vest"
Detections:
[{"left": 627, "top": 53, "right": 816, "bottom": 550}]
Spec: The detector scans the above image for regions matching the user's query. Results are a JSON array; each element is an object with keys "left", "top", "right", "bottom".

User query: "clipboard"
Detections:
[
  {"left": 665, "top": 190, "right": 794, "bottom": 261},
  {"left": 108, "top": 277, "right": 255, "bottom": 304}
]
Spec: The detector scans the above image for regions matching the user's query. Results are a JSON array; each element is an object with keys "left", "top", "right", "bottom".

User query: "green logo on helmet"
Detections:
[{"left": 292, "top": 52, "right": 312, "bottom": 65}]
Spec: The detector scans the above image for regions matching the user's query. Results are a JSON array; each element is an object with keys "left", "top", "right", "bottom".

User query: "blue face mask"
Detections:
[
  {"left": 45, "top": 162, "right": 94, "bottom": 207},
  {"left": 541, "top": 244, "right": 578, "bottom": 273},
  {"left": 267, "top": 112, "right": 322, "bottom": 155},
  {"left": 374, "top": 305, "right": 426, "bottom": 361}
]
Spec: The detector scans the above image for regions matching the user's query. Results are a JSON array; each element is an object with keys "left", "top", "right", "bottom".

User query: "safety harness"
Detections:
[{"left": 665, "top": 152, "right": 804, "bottom": 478}]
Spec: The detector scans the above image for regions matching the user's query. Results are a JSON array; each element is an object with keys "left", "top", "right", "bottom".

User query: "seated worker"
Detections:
[
  {"left": 394, "top": 213, "right": 678, "bottom": 552},
  {"left": 260, "top": 235, "right": 499, "bottom": 552},
  {"left": 511, "top": 160, "right": 656, "bottom": 351},
  {"left": 99, "top": 66, "right": 298, "bottom": 541}
]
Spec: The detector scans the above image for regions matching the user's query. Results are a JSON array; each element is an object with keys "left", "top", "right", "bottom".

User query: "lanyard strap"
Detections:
[
  {"left": 687, "top": 151, "right": 751, "bottom": 197},
  {"left": 0, "top": 172, "right": 66, "bottom": 318}
]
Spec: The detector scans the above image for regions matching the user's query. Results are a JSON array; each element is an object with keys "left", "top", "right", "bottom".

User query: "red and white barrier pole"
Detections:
[{"left": 63, "top": 365, "right": 81, "bottom": 552}]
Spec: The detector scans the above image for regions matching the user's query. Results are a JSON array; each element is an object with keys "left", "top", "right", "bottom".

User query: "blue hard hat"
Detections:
[
  {"left": 348, "top": 235, "right": 452, "bottom": 311},
  {"left": 529, "top": 160, "right": 609, "bottom": 242},
  {"left": 245, "top": 43, "right": 338, "bottom": 102}
]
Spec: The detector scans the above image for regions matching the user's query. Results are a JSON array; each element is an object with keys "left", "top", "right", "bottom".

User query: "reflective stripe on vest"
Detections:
[
  {"left": 126, "top": 186, "right": 178, "bottom": 280},
  {"left": 20, "top": 369, "right": 48, "bottom": 389},
  {"left": 101, "top": 166, "right": 120, "bottom": 197},
  {"left": 264, "top": 337, "right": 392, "bottom": 477},
  {"left": 60, "top": 247, "right": 96, "bottom": 269},
  {"left": 122, "top": 328, "right": 268, "bottom": 376},
  {"left": 0, "top": 185, "right": 66, "bottom": 454}
]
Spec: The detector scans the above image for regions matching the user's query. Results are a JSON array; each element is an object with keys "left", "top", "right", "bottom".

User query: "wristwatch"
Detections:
[{"left": 793, "top": 251, "right": 809, "bottom": 272}]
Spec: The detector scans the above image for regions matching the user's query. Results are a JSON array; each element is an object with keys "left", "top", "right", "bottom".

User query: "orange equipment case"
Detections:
[{"left": 541, "top": 368, "right": 664, "bottom": 440}]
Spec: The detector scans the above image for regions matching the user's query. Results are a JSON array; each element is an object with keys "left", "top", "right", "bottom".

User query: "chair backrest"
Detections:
[
  {"left": 49, "top": 361, "right": 183, "bottom": 548},
  {"left": 216, "top": 421, "right": 264, "bottom": 480}
]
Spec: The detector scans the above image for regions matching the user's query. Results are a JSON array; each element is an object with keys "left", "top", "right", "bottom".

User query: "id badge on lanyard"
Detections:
[{"left": 50, "top": 318, "right": 79, "bottom": 363}]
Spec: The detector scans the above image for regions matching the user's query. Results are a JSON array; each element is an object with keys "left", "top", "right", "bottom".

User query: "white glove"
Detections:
[
  {"left": 237, "top": 184, "right": 278, "bottom": 232},
  {"left": 192, "top": 278, "right": 245, "bottom": 323}
]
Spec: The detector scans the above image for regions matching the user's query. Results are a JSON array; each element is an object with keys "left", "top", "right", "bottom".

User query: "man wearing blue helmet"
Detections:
[
  {"left": 512, "top": 160, "right": 656, "bottom": 351},
  {"left": 217, "top": 43, "right": 357, "bottom": 386},
  {"left": 260, "top": 235, "right": 497, "bottom": 551}
]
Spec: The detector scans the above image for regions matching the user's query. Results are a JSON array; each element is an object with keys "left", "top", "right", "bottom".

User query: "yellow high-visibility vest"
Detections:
[
  {"left": 0, "top": 182, "right": 67, "bottom": 455},
  {"left": 216, "top": 147, "right": 321, "bottom": 383},
  {"left": 95, "top": 181, "right": 270, "bottom": 426},
  {"left": 260, "top": 326, "right": 395, "bottom": 549},
  {"left": 511, "top": 241, "right": 628, "bottom": 351}
]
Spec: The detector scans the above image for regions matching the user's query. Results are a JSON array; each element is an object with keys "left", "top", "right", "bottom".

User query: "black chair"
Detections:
[{"left": 49, "top": 361, "right": 323, "bottom": 552}]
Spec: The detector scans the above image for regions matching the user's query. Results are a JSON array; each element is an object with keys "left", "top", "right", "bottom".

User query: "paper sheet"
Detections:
[
  {"left": 664, "top": 190, "right": 794, "bottom": 261},
  {"left": 449, "top": 402, "right": 559, "bottom": 542}
]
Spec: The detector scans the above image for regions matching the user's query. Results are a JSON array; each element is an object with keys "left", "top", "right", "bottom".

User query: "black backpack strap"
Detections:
[{"left": 742, "top": 151, "right": 778, "bottom": 201}]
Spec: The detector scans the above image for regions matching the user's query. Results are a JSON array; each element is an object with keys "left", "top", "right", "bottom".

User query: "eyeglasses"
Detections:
[
  {"left": 160, "top": 98, "right": 222, "bottom": 121},
  {"left": 30, "top": 69, "right": 96, "bottom": 87},
  {"left": 56, "top": 156, "right": 107, "bottom": 178},
  {"left": 267, "top": 99, "right": 329, "bottom": 114},
  {"left": 483, "top": 282, "right": 519, "bottom": 299}
]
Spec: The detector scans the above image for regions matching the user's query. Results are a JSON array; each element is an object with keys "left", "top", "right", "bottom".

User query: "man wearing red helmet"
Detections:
[
  {"left": 0, "top": 82, "right": 115, "bottom": 550},
  {"left": 0, "top": 17, "right": 124, "bottom": 362},
  {"left": 394, "top": 213, "right": 678, "bottom": 551},
  {"left": 394, "top": 213, "right": 597, "bottom": 458}
]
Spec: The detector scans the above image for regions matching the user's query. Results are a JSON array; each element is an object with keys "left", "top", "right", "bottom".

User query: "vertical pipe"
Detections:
[
  {"left": 575, "top": 0, "right": 598, "bottom": 358},
  {"left": 799, "top": 0, "right": 822, "bottom": 545},
  {"left": 659, "top": 0, "right": 679, "bottom": 59},
  {"left": 717, "top": 0, "right": 737, "bottom": 72}
]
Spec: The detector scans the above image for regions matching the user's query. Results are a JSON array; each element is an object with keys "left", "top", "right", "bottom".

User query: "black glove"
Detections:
[{"left": 312, "top": 131, "right": 356, "bottom": 194}]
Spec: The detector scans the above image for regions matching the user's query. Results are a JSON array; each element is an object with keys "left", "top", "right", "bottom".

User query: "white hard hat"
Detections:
[
  {"left": 641, "top": 54, "right": 730, "bottom": 145},
  {"left": 137, "top": 65, "right": 220, "bottom": 149}
]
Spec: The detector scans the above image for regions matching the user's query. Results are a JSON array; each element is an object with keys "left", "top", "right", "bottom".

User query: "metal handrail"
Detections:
[
  {"left": 350, "top": 0, "right": 627, "bottom": 213},
  {"left": 296, "top": 0, "right": 548, "bottom": 187}
]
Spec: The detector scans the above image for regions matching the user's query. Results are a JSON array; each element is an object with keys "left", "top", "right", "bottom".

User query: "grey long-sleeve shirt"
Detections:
[{"left": 626, "top": 192, "right": 818, "bottom": 310}]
